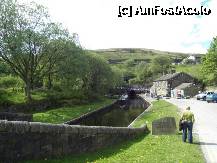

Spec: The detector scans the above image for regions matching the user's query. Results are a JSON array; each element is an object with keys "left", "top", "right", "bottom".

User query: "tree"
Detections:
[
  {"left": 110, "top": 66, "right": 125, "bottom": 87},
  {"left": 151, "top": 56, "right": 172, "bottom": 75},
  {"left": 0, "top": 0, "right": 72, "bottom": 101},
  {"left": 84, "top": 54, "right": 115, "bottom": 98},
  {"left": 41, "top": 23, "right": 71, "bottom": 89},
  {"left": 0, "top": 59, "right": 11, "bottom": 75},
  {"left": 133, "top": 63, "right": 153, "bottom": 85},
  {"left": 202, "top": 37, "right": 217, "bottom": 85},
  {"left": 0, "top": 0, "right": 63, "bottom": 101},
  {"left": 56, "top": 41, "right": 88, "bottom": 98}
]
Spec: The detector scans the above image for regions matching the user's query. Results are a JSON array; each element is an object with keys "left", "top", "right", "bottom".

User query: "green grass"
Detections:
[
  {"left": 0, "top": 88, "right": 25, "bottom": 104},
  {"left": 33, "top": 98, "right": 113, "bottom": 124},
  {"left": 132, "top": 100, "right": 180, "bottom": 128},
  {"left": 28, "top": 100, "right": 205, "bottom": 163},
  {"left": 175, "top": 64, "right": 203, "bottom": 81}
]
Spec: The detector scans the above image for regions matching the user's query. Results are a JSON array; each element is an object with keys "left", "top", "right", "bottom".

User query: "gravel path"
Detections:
[{"left": 166, "top": 98, "right": 217, "bottom": 163}]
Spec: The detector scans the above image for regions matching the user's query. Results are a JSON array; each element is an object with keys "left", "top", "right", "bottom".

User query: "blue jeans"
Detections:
[{"left": 182, "top": 121, "right": 193, "bottom": 143}]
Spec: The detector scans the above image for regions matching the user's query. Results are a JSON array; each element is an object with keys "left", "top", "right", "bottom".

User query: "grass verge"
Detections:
[
  {"left": 33, "top": 98, "right": 113, "bottom": 124},
  {"left": 27, "top": 100, "right": 205, "bottom": 163}
]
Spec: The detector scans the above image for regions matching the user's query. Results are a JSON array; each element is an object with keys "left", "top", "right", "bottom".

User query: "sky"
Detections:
[{"left": 19, "top": 0, "right": 217, "bottom": 54}]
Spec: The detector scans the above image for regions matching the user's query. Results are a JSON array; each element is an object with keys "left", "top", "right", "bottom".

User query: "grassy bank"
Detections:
[
  {"left": 33, "top": 98, "right": 114, "bottom": 124},
  {"left": 132, "top": 100, "right": 179, "bottom": 128},
  {"left": 28, "top": 100, "right": 204, "bottom": 163}
]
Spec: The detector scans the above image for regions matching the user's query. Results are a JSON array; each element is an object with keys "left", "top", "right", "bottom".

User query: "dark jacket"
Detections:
[{"left": 179, "top": 119, "right": 184, "bottom": 131}]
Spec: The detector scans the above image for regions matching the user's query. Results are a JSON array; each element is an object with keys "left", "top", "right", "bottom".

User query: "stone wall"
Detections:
[
  {"left": 0, "top": 120, "right": 148, "bottom": 161},
  {"left": 152, "top": 81, "right": 168, "bottom": 96},
  {"left": 0, "top": 99, "right": 62, "bottom": 113},
  {"left": 0, "top": 112, "right": 32, "bottom": 122}
]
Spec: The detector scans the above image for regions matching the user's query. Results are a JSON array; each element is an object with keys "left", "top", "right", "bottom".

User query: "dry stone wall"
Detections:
[
  {"left": 0, "top": 120, "right": 148, "bottom": 162},
  {"left": 0, "top": 99, "right": 62, "bottom": 113}
]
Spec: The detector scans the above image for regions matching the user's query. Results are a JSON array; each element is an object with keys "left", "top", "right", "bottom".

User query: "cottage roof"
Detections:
[
  {"left": 174, "top": 83, "right": 193, "bottom": 90},
  {"left": 154, "top": 72, "right": 181, "bottom": 81}
]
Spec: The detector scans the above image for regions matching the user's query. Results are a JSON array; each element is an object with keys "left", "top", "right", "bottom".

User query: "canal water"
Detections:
[{"left": 66, "top": 96, "right": 149, "bottom": 127}]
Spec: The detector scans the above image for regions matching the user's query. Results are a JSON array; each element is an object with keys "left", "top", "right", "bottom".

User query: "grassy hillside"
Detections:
[
  {"left": 87, "top": 48, "right": 205, "bottom": 86},
  {"left": 89, "top": 48, "right": 203, "bottom": 61},
  {"left": 175, "top": 64, "right": 203, "bottom": 81}
]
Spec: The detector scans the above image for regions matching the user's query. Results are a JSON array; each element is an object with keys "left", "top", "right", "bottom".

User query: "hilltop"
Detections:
[{"left": 89, "top": 48, "right": 204, "bottom": 61}]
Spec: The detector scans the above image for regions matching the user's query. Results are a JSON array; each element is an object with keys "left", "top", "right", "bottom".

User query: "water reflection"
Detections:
[{"left": 70, "top": 97, "right": 148, "bottom": 127}]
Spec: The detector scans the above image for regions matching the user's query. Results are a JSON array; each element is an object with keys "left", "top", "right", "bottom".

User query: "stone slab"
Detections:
[{"left": 152, "top": 117, "right": 176, "bottom": 135}]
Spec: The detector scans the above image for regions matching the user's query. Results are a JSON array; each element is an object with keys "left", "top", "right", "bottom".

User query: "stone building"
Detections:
[
  {"left": 171, "top": 83, "right": 200, "bottom": 98},
  {"left": 150, "top": 72, "right": 198, "bottom": 97}
]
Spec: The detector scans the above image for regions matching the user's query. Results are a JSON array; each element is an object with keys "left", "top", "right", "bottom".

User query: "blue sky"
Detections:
[{"left": 20, "top": 0, "right": 217, "bottom": 54}]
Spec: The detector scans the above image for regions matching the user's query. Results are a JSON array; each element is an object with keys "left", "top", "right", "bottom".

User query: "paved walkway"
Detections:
[{"left": 166, "top": 98, "right": 217, "bottom": 163}]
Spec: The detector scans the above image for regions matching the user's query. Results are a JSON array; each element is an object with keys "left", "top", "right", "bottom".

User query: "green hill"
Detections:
[
  {"left": 87, "top": 48, "right": 204, "bottom": 84},
  {"left": 89, "top": 48, "right": 204, "bottom": 61}
]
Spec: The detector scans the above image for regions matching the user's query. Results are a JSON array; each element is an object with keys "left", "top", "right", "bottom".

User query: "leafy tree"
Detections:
[
  {"left": 110, "top": 66, "right": 125, "bottom": 87},
  {"left": 41, "top": 23, "right": 72, "bottom": 89},
  {"left": 84, "top": 54, "right": 115, "bottom": 98},
  {"left": 133, "top": 63, "right": 153, "bottom": 85},
  {"left": 151, "top": 56, "right": 172, "bottom": 75},
  {"left": 0, "top": 0, "right": 52, "bottom": 101},
  {"left": 202, "top": 37, "right": 217, "bottom": 85},
  {"left": 56, "top": 41, "right": 88, "bottom": 98},
  {"left": 0, "top": 59, "right": 11, "bottom": 75},
  {"left": 124, "top": 59, "right": 135, "bottom": 68}
]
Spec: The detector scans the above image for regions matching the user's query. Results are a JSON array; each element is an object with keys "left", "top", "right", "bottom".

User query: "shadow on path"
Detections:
[{"left": 193, "top": 142, "right": 217, "bottom": 146}]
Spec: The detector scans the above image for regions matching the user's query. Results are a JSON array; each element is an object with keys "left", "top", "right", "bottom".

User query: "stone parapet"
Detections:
[{"left": 0, "top": 120, "right": 148, "bottom": 161}]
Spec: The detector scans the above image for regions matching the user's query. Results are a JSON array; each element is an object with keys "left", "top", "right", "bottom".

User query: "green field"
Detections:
[
  {"left": 33, "top": 98, "right": 114, "bottom": 124},
  {"left": 28, "top": 100, "right": 204, "bottom": 163}
]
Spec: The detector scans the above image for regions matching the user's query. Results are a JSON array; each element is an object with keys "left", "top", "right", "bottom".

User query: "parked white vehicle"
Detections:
[{"left": 196, "top": 91, "right": 214, "bottom": 100}]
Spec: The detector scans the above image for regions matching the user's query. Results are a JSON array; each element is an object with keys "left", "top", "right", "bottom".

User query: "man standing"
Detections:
[{"left": 181, "top": 106, "right": 195, "bottom": 143}]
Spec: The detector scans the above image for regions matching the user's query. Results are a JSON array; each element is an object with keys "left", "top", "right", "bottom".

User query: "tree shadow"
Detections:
[
  {"left": 23, "top": 133, "right": 149, "bottom": 163},
  {"left": 67, "top": 134, "right": 149, "bottom": 163}
]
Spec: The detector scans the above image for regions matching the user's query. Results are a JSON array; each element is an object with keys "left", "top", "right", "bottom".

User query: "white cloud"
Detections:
[{"left": 18, "top": 0, "right": 217, "bottom": 53}]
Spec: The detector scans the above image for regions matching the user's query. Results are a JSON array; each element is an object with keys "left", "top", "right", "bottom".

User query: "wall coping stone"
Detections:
[{"left": 0, "top": 120, "right": 148, "bottom": 134}]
